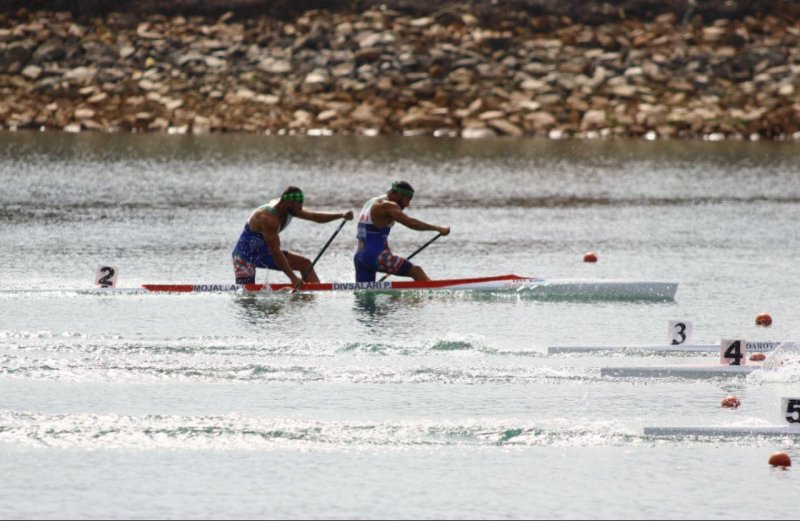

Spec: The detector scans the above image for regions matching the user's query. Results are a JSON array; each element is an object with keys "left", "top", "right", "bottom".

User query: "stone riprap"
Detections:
[{"left": 0, "top": 6, "right": 798, "bottom": 139}]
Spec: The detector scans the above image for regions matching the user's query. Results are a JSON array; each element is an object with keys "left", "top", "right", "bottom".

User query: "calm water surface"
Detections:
[{"left": 1, "top": 132, "right": 799, "bottom": 519}]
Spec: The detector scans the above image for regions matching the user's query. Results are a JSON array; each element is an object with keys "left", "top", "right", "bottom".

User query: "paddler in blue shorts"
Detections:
[
  {"left": 354, "top": 181, "right": 450, "bottom": 282},
  {"left": 232, "top": 187, "right": 354, "bottom": 288}
]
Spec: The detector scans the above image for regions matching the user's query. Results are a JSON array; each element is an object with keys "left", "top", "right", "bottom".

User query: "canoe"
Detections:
[
  {"left": 141, "top": 275, "right": 678, "bottom": 300},
  {"left": 0, "top": 274, "right": 678, "bottom": 300}
]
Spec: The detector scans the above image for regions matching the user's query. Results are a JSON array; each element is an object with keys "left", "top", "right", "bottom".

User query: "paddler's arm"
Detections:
[
  {"left": 259, "top": 216, "right": 304, "bottom": 289},
  {"left": 383, "top": 202, "right": 450, "bottom": 236},
  {"left": 294, "top": 208, "right": 354, "bottom": 223}
]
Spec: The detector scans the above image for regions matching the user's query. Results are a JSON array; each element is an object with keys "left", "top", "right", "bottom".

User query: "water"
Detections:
[{"left": 1, "top": 132, "right": 799, "bottom": 519}]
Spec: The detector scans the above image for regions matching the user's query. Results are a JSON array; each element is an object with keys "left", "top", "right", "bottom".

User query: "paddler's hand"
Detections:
[
  {"left": 438, "top": 226, "right": 451, "bottom": 236},
  {"left": 290, "top": 274, "right": 304, "bottom": 292},
  {"left": 342, "top": 211, "right": 354, "bottom": 221}
]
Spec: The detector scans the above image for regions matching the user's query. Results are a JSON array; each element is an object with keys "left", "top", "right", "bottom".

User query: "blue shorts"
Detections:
[
  {"left": 232, "top": 226, "right": 288, "bottom": 284},
  {"left": 354, "top": 249, "right": 414, "bottom": 282}
]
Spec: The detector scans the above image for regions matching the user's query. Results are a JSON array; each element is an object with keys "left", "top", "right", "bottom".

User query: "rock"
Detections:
[
  {"left": 317, "top": 110, "right": 338, "bottom": 122},
  {"left": 462, "top": 126, "right": 498, "bottom": 138},
  {"left": 257, "top": 58, "right": 292, "bottom": 74},
  {"left": 64, "top": 67, "right": 97, "bottom": 82},
  {"left": 21, "top": 65, "right": 41, "bottom": 80},
  {"left": 74, "top": 108, "right": 95, "bottom": 119},
  {"left": 399, "top": 111, "right": 447, "bottom": 128},
  {"left": 302, "top": 70, "right": 330, "bottom": 94},
  {"left": 478, "top": 110, "right": 506, "bottom": 121},
  {"left": 192, "top": 115, "right": 211, "bottom": 134},
  {"left": 487, "top": 119, "right": 523, "bottom": 137},
  {"left": 2, "top": 42, "right": 34, "bottom": 72},
  {"left": 31, "top": 37, "right": 65, "bottom": 63},
  {"left": 581, "top": 109, "right": 607, "bottom": 130},
  {"left": 525, "top": 112, "right": 558, "bottom": 131}
]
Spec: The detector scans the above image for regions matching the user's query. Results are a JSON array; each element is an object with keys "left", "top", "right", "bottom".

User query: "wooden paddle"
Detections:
[{"left": 302, "top": 218, "right": 348, "bottom": 282}]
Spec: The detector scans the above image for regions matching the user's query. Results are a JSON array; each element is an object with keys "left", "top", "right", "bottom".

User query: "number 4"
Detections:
[{"left": 720, "top": 339, "right": 747, "bottom": 366}]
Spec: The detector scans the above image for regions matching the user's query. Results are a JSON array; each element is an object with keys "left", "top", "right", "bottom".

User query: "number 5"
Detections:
[{"left": 784, "top": 398, "right": 800, "bottom": 424}]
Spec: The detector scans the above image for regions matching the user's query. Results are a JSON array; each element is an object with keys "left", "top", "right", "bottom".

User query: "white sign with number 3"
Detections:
[
  {"left": 95, "top": 266, "right": 118, "bottom": 288},
  {"left": 720, "top": 339, "right": 747, "bottom": 366},
  {"left": 668, "top": 320, "right": 693, "bottom": 345}
]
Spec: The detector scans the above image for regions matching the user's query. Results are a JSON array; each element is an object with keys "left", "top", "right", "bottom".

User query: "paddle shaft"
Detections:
[
  {"left": 302, "top": 219, "right": 347, "bottom": 281},
  {"left": 378, "top": 232, "right": 442, "bottom": 282}
]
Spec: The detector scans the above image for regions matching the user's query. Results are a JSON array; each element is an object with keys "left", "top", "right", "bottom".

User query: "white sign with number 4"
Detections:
[
  {"left": 668, "top": 320, "right": 693, "bottom": 345},
  {"left": 783, "top": 398, "right": 800, "bottom": 425},
  {"left": 95, "top": 266, "right": 118, "bottom": 288},
  {"left": 720, "top": 339, "right": 747, "bottom": 366}
]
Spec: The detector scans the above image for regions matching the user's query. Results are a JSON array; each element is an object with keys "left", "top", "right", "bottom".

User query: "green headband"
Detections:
[
  {"left": 391, "top": 183, "right": 415, "bottom": 199},
  {"left": 281, "top": 192, "right": 304, "bottom": 202}
]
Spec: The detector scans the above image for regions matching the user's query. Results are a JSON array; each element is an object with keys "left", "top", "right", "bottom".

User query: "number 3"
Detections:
[{"left": 671, "top": 322, "right": 687, "bottom": 345}]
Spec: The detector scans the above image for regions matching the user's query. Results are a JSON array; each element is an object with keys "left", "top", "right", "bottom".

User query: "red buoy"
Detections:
[
  {"left": 583, "top": 252, "right": 598, "bottom": 263},
  {"left": 769, "top": 452, "right": 792, "bottom": 468},
  {"left": 721, "top": 396, "right": 741, "bottom": 409},
  {"left": 750, "top": 352, "right": 767, "bottom": 362},
  {"left": 756, "top": 313, "right": 773, "bottom": 327}
]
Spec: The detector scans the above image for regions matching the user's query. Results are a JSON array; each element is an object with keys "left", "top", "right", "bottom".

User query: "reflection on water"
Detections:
[
  {"left": 352, "top": 293, "right": 427, "bottom": 332},
  {"left": 231, "top": 291, "right": 316, "bottom": 330}
]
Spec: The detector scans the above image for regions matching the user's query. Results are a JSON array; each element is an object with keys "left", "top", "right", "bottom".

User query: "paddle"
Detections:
[
  {"left": 378, "top": 232, "right": 442, "bottom": 282},
  {"left": 302, "top": 218, "right": 347, "bottom": 282}
]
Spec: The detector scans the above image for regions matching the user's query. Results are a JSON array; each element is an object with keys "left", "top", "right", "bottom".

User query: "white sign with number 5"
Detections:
[
  {"left": 720, "top": 339, "right": 747, "bottom": 366},
  {"left": 668, "top": 320, "right": 693, "bottom": 345},
  {"left": 95, "top": 266, "right": 118, "bottom": 288},
  {"left": 783, "top": 398, "right": 800, "bottom": 425}
]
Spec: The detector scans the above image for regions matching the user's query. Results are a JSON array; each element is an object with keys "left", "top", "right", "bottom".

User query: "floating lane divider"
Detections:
[
  {"left": 645, "top": 397, "right": 800, "bottom": 438},
  {"left": 601, "top": 364, "right": 761, "bottom": 379},
  {"left": 599, "top": 339, "right": 783, "bottom": 379},
  {"left": 549, "top": 341, "right": 782, "bottom": 355}
]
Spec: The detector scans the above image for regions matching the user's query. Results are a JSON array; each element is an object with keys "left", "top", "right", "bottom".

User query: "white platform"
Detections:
[
  {"left": 601, "top": 364, "right": 760, "bottom": 379},
  {"left": 645, "top": 425, "right": 800, "bottom": 437},
  {"left": 549, "top": 341, "right": 781, "bottom": 355}
]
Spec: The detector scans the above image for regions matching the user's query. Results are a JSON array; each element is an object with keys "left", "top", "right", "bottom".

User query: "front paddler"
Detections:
[
  {"left": 354, "top": 181, "right": 450, "bottom": 282},
  {"left": 232, "top": 187, "right": 353, "bottom": 288}
]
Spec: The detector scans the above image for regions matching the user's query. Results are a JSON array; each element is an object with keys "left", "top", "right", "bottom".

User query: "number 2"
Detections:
[{"left": 98, "top": 267, "right": 115, "bottom": 287}]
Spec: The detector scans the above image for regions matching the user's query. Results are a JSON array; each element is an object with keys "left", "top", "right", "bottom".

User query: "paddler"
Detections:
[
  {"left": 354, "top": 181, "right": 450, "bottom": 282},
  {"left": 232, "top": 187, "right": 353, "bottom": 288}
]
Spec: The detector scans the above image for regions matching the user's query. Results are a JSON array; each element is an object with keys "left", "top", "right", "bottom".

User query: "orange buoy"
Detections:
[
  {"left": 750, "top": 352, "right": 767, "bottom": 362},
  {"left": 583, "top": 251, "right": 598, "bottom": 263},
  {"left": 756, "top": 313, "right": 773, "bottom": 327},
  {"left": 769, "top": 452, "right": 792, "bottom": 468},
  {"left": 721, "top": 396, "right": 741, "bottom": 408}
]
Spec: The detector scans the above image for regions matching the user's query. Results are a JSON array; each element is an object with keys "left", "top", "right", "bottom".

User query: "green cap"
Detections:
[
  {"left": 391, "top": 182, "right": 415, "bottom": 199},
  {"left": 281, "top": 191, "right": 304, "bottom": 203}
]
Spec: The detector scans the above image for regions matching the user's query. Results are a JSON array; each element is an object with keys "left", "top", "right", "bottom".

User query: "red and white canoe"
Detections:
[
  {"left": 141, "top": 275, "right": 678, "bottom": 300},
  {"left": 1, "top": 275, "right": 678, "bottom": 300}
]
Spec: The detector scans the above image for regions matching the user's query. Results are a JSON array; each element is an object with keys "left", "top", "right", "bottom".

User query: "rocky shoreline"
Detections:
[{"left": 1, "top": 4, "right": 798, "bottom": 140}]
